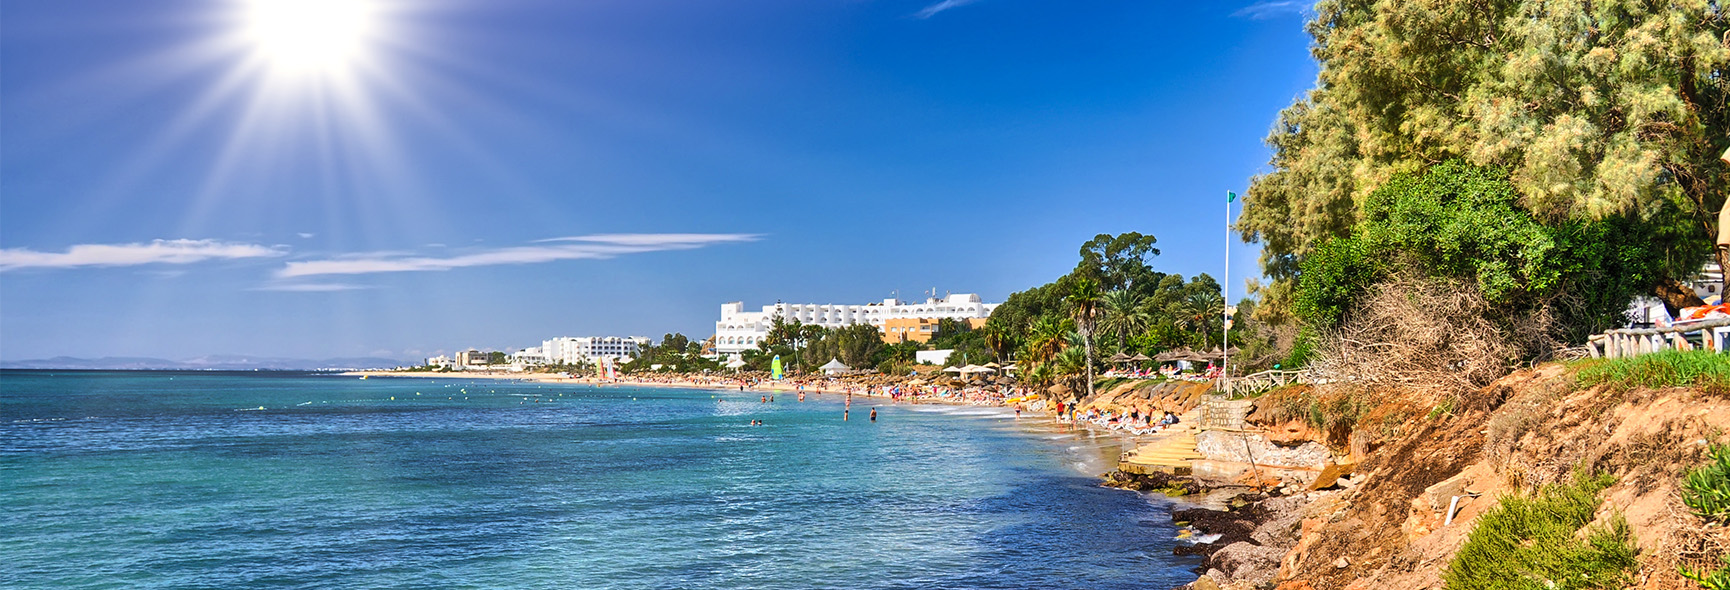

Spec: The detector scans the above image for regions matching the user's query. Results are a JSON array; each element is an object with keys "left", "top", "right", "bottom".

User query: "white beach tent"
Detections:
[
  {"left": 941, "top": 366, "right": 964, "bottom": 373},
  {"left": 725, "top": 356, "right": 748, "bottom": 370},
  {"left": 819, "top": 358, "right": 851, "bottom": 375}
]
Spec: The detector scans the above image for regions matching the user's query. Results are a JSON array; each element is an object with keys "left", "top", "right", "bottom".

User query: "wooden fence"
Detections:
[
  {"left": 1221, "top": 369, "right": 1308, "bottom": 397},
  {"left": 1586, "top": 318, "right": 1730, "bottom": 359}
]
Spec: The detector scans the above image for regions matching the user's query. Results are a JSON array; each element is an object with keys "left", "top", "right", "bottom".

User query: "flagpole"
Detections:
[{"left": 1224, "top": 191, "right": 1233, "bottom": 397}]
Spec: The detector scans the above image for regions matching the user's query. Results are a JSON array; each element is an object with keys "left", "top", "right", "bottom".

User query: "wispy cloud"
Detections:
[
  {"left": 915, "top": 0, "right": 982, "bottom": 19},
  {"left": 0, "top": 239, "right": 287, "bottom": 272},
  {"left": 1232, "top": 0, "right": 1306, "bottom": 19},
  {"left": 252, "top": 282, "right": 372, "bottom": 292},
  {"left": 278, "top": 233, "right": 760, "bottom": 278}
]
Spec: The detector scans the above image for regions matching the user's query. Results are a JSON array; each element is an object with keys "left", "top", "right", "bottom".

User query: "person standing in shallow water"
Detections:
[{"left": 869, "top": 407, "right": 877, "bottom": 422}]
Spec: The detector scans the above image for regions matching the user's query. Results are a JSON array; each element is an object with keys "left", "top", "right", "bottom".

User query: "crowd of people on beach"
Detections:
[{"left": 399, "top": 368, "right": 1192, "bottom": 442}]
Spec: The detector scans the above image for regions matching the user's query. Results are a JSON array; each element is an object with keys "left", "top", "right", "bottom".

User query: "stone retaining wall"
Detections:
[
  {"left": 1199, "top": 395, "right": 1252, "bottom": 430},
  {"left": 1194, "top": 430, "right": 1330, "bottom": 469}
]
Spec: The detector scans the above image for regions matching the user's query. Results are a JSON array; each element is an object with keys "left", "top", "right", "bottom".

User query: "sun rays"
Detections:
[{"left": 242, "top": 0, "right": 375, "bottom": 75}]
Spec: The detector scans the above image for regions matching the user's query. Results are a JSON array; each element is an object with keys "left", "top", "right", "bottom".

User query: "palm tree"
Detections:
[
  {"left": 980, "top": 323, "right": 1012, "bottom": 363},
  {"left": 1023, "top": 316, "right": 1073, "bottom": 367},
  {"left": 1067, "top": 277, "right": 1102, "bottom": 398},
  {"left": 1025, "top": 362, "right": 1055, "bottom": 390},
  {"left": 1097, "top": 290, "right": 1151, "bottom": 353},
  {"left": 1170, "top": 289, "right": 1224, "bottom": 349},
  {"left": 1052, "top": 345, "right": 1089, "bottom": 394}
]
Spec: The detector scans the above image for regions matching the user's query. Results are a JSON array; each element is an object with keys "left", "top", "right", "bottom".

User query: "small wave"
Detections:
[{"left": 1176, "top": 532, "right": 1222, "bottom": 544}]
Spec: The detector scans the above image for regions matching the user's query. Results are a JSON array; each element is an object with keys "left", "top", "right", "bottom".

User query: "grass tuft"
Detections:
[
  {"left": 1572, "top": 351, "right": 1730, "bottom": 396},
  {"left": 1683, "top": 443, "right": 1730, "bottom": 525},
  {"left": 1442, "top": 472, "right": 1638, "bottom": 590}
]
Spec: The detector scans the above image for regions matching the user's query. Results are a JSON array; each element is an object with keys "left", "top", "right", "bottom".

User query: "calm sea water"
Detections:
[{"left": 1, "top": 371, "right": 1200, "bottom": 589}]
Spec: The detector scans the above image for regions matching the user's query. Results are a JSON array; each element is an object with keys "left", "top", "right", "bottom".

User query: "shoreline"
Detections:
[{"left": 345, "top": 369, "right": 1197, "bottom": 446}]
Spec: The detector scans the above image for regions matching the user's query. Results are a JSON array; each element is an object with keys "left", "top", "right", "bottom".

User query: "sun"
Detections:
[{"left": 244, "top": 0, "right": 374, "bottom": 74}]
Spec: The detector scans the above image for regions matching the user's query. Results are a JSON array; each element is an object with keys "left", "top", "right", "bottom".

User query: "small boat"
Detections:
[{"left": 359, "top": 375, "right": 368, "bottom": 380}]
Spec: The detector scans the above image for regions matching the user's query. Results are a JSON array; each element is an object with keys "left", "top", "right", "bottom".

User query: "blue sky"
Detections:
[{"left": 0, "top": 0, "right": 1317, "bottom": 361}]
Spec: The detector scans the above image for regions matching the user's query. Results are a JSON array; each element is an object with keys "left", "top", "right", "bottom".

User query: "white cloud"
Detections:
[
  {"left": 915, "top": 0, "right": 982, "bottom": 19},
  {"left": 278, "top": 233, "right": 760, "bottom": 278},
  {"left": 0, "top": 239, "right": 287, "bottom": 272},
  {"left": 297, "top": 233, "right": 316, "bottom": 239},
  {"left": 532, "top": 233, "right": 763, "bottom": 247},
  {"left": 252, "top": 282, "right": 372, "bottom": 292},
  {"left": 1232, "top": 1, "right": 1306, "bottom": 19}
]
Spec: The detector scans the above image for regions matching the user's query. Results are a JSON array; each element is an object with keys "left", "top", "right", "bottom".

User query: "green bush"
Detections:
[
  {"left": 1291, "top": 161, "right": 1688, "bottom": 343},
  {"left": 1443, "top": 472, "right": 1638, "bottom": 590},
  {"left": 1682, "top": 443, "right": 1730, "bottom": 525},
  {"left": 1280, "top": 325, "right": 1317, "bottom": 369},
  {"left": 1683, "top": 555, "right": 1730, "bottom": 590},
  {"left": 1573, "top": 351, "right": 1730, "bottom": 397},
  {"left": 1293, "top": 235, "right": 1385, "bottom": 327}
]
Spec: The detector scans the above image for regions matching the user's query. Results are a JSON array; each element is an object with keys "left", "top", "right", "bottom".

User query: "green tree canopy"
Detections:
[
  {"left": 1243, "top": 0, "right": 1727, "bottom": 314},
  {"left": 1074, "top": 232, "right": 1164, "bottom": 295}
]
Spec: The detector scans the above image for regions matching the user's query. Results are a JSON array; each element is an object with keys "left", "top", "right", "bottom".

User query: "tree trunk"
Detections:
[
  {"left": 1655, "top": 278, "right": 1706, "bottom": 320},
  {"left": 1081, "top": 321, "right": 1096, "bottom": 399},
  {"left": 1717, "top": 201, "right": 1730, "bottom": 301}
]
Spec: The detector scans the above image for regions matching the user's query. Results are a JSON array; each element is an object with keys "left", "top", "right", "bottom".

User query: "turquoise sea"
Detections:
[{"left": 1, "top": 371, "right": 1200, "bottom": 589}]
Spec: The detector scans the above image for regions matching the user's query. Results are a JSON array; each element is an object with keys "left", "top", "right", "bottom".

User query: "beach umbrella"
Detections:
[
  {"left": 1129, "top": 353, "right": 1151, "bottom": 362},
  {"left": 819, "top": 358, "right": 850, "bottom": 375},
  {"left": 1108, "top": 352, "right": 1133, "bottom": 364},
  {"left": 983, "top": 362, "right": 1001, "bottom": 369},
  {"left": 725, "top": 358, "right": 747, "bottom": 369},
  {"left": 942, "top": 366, "right": 964, "bottom": 373}
]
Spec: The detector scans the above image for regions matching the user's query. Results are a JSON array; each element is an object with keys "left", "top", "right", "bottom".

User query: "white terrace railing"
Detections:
[
  {"left": 1586, "top": 318, "right": 1730, "bottom": 359},
  {"left": 1220, "top": 369, "right": 1308, "bottom": 397}
]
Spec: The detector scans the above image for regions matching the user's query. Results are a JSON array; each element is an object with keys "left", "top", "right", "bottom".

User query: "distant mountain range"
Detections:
[{"left": 0, "top": 355, "right": 411, "bottom": 371}]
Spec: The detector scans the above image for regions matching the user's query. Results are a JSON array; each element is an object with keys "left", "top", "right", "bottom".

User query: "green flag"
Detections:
[{"left": 1227, "top": 191, "right": 1237, "bottom": 203}]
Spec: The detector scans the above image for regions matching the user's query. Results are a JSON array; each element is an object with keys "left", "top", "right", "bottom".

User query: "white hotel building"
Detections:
[
  {"left": 713, "top": 293, "right": 999, "bottom": 354},
  {"left": 536, "top": 336, "right": 651, "bottom": 365}
]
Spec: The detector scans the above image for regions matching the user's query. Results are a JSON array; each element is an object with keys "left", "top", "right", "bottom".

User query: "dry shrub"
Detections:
[
  {"left": 1648, "top": 499, "right": 1730, "bottom": 589},
  {"left": 1484, "top": 380, "right": 1571, "bottom": 474},
  {"left": 1310, "top": 274, "right": 1557, "bottom": 398}
]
